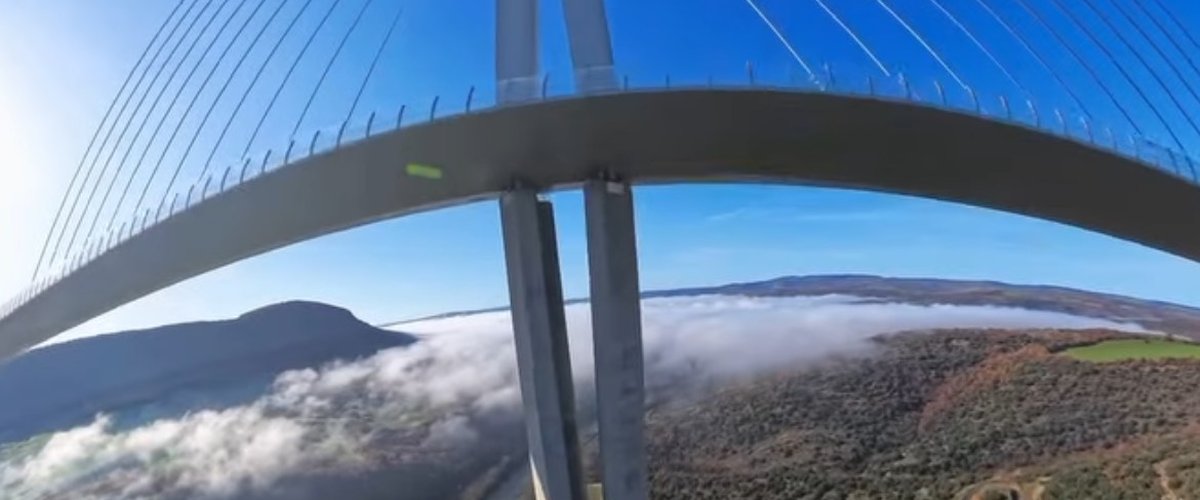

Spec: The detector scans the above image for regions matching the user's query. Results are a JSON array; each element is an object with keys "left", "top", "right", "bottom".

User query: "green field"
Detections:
[{"left": 1064, "top": 338, "right": 1200, "bottom": 362}]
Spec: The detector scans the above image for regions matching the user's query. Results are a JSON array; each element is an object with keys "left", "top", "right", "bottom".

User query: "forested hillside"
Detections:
[{"left": 644, "top": 329, "right": 1200, "bottom": 499}]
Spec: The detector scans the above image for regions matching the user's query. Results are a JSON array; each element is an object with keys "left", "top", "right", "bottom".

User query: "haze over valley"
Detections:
[{"left": 3, "top": 275, "right": 1200, "bottom": 499}]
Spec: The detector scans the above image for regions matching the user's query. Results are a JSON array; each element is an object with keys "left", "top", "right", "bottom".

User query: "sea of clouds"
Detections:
[{"left": 0, "top": 294, "right": 1147, "bottom": 499}]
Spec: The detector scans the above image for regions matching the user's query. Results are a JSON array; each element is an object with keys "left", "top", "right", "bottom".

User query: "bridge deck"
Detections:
[{"left": 3, "top": 89, "right": 1199, "bottom": 358}]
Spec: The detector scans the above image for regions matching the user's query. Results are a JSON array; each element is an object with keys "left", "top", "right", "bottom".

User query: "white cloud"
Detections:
[{"left": 0, "top": 294, "right": 1147, "bottom": 498}]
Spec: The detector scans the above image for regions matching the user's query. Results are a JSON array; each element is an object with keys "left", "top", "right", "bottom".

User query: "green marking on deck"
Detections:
[{"left": 405, "top": 163, "right": 443, "bottom": 179}]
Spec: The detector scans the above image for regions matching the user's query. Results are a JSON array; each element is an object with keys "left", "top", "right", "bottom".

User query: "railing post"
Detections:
[
  {"left": 169, "top": 193, "right": 179, "bottom": 217},
  {"left": 336, "top": 120, "right": 348, "bottom": 147},
  {"left": 155, "top": 197, "right": 166, "bottom": 223},
  {"left": 280, "top": 139, "right": 293, "bottom": 165},
  {"left": 1028, "top": 100, "right": 1039, "bottom": 127},
  {"left": 933, "top": 79, "right": 945, "bottom": 106},
  {"left": 1081, "top": 117, "right": 1093, "bottom": 143},
  {"left": 542, "top": 74, "right": 551, "bottom": 99},
  {"left": 466, "top": 86, "right": 476, "bottom": 112},
  {"left": 310, "top": 130, "right": 321, "bottom": 155},
  {"left": 1105, "top": 127, "right": 1117, "bottom": 150},
  {"left": 396, "top": 104, "right": 407, "bottom": 128},
  {"left": 867, "top": 75, "right": 875, "bottom": 96},
  {"left": 622, "top": 74, "right": 629, "bottom": 91},
  {"left": 664, "top": 74, "right": 671, "bottom": 89},
  {"left": 240, "top": 158, "right": 252, "bottom": 183},
  {"left": 219, "top": 166, "right": 231, "bottom": 192},
  {"left": 824, "top": 62, "right": 835, "bottom": 90},
  {"left": 967, "top": 86, "right": 978, "bottom": 113},
  {"left": 1053, "top": 109, "right": 1066, "bottom": 135},
  {"left": 261, "top": 149, "right": 273, "bottom": 175},
  {"left": 201, "top": 175, "right": 212, "bottom": 201},
  {"left": 429, "top": 95, "right": 440, "bottom": 120},
  {"left": 999, "top": 95, "right": 1010, "bottom": 120},
  {"left": 747, "top": 61, "right": 755, "bottom": 86},
  {"left": 184, "top": 185, "right": 195, "bottom": 209},
  {"left": 365, "top": 111, "right": 376, "bottom": 137},
  {"left": 141, "top": 209, "right": 152, "bottom": 232},
  {"left": 900, "top": 73, "right": 911, "bottom": 100}
]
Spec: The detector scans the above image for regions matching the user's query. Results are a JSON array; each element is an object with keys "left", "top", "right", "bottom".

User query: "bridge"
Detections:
[{"left": 3, "top": 0, "right": 1200, "bottom": 498}]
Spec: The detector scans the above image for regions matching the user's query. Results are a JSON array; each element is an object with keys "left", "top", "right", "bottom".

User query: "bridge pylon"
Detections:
[
  {"left": 500, "top": 187, "right": 587, "bottom": 500},
  {"left": 585, "top": 177, "right": 649, "bottom": 500},
  {"left": 497, "top": 0, "right": 645, "bottom": 498}
]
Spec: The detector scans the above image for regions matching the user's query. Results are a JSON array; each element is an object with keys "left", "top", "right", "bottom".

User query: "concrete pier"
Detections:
[
  {"left": 584, "top": 178, "right": 649, "bottom": 500},
  {"left": 500, "top": 188, "right": 585, "bottom": 500}
]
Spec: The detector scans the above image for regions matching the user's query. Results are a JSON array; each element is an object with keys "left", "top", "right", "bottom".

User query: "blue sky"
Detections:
[{"left": 2, "top": 0, "right": 1200, "bottom": 341}]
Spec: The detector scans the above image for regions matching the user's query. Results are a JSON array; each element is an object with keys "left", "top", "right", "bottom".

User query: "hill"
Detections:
[
  {"left": 0, "top": 301, "right": 415, "bottom": 443},
  {"left": 652, "top": 274, "right": 1200, "bottom": 338},
  {"left": 643, "top": 329, "right": 1200, "bottom": 499},
  {"left": 393, "top": 274, "right": 1200, "bottom": 339}
]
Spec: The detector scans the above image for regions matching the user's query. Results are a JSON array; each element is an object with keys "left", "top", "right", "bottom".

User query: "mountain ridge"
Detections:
[
  {"left": 0, "top": 300, "right": 415, "bottom": 443},
  {"left": 387, "top": 274, "right": 1200, "bottom": 337}
]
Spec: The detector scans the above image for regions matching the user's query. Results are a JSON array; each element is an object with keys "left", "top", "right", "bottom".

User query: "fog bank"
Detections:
[{"left": 0, "top": 295, "right": 1145, "bottom": 499}]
